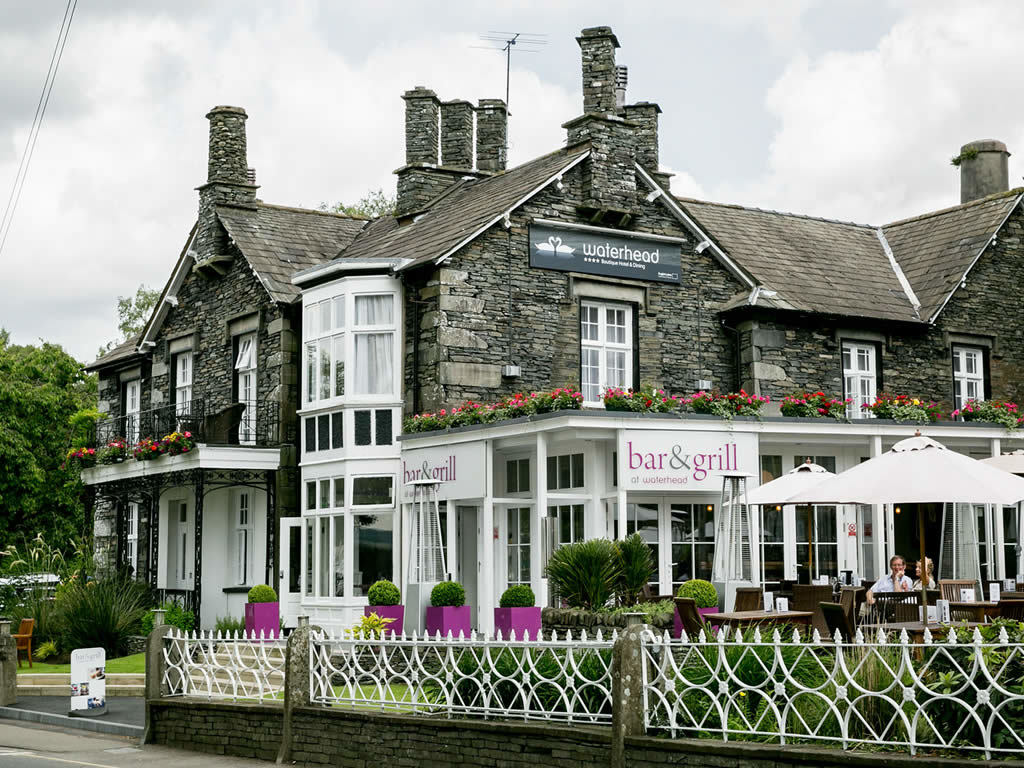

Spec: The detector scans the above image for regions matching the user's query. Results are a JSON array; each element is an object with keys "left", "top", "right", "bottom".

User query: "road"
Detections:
[{"left": 0, "top": 722, "right": 272, "bottom": 767}]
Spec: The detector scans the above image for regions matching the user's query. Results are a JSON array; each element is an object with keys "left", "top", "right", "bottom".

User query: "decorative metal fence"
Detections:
[
  {"left": 162, "top": 629, "right": 287, "bottom": 703},
  {"left": 309, "top": 630, "right": 615, "bottom": 723},
  {"left": 641, "top": 626, "right": 1024, "bottom": 759}
]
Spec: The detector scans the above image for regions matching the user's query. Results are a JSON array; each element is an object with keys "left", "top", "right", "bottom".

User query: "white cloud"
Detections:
[{"left": 713, "top": 1, "right": 1024, "bottom": 223}]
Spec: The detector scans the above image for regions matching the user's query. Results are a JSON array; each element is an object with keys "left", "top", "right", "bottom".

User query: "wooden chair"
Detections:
[
  {"left": 674, "top": 597, "right": 707, "bottom": 638},
  {"left": 839, "top": 586, "right": 862, "bottom": 630},
  {"left": 792, "top": 584, "right": 833, "bottom": 637},
  {"left": 640, "top": 583, "right": 675, "bottom": 604},
  {"left": 13, "top": 618, "right": 34, "bottom": 668},
  {"left": 733, "top": 587, "right": 763, "bottom": 612},
  {"left": 821, "top": 601, "right": 855, "bottom": 641},
  {"left": 1000, "top": 600, "right": 1024, "bottom": 621},
  {"left": 868, "top": 592, "right": 920, "bottom": 624},
  {"left": 939, "top": 579, "right": 979, "bottom": 603}
]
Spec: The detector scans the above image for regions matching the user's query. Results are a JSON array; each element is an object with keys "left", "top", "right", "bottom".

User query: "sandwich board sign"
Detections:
[{"left": 69, "top": 647, "right": 106, "bottom": 717}]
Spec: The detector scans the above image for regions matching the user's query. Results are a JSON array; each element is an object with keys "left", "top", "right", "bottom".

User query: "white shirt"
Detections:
[{"left": 870, "top": 573, "right": 913, "bottom": 594}]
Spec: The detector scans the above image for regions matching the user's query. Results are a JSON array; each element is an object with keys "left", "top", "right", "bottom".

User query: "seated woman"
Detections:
[{"left": 911, "top": 557, "right": 935, "bottom": 590}]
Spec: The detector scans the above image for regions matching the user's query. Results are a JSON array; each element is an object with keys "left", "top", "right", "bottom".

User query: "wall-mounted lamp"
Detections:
[
  {"left": 894, "top": 505, "right": 902, "bottom": 515},
  {"left": 706, "top": 504, "right": 713, "bottom": 512}
]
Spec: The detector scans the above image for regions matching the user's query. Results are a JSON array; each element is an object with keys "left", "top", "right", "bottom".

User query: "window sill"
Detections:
[{"left": 222, "top": 586, "right": 252, "bottom": 594}]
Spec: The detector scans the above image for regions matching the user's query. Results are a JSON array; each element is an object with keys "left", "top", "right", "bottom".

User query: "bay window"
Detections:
[
  {"left": 580, "top": 300, "right": 632, "bottom": 405},
  {"left": 842, "top": 341, "right": 877, "bottom": 419},
  {"left": 953, "top": 345, "right": 985, "bottom": 411}
]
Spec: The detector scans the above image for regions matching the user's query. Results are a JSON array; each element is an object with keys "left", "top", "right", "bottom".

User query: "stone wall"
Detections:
[{"left": 149, "top": 699, "right": 281, "bottom": 761}]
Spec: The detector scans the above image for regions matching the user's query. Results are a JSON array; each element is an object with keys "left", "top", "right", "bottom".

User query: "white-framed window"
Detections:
[
  {"left": 953, "top": 345, "right": 985, "bottom": 411},
  {"left": 124, "top": 379, "right": 140, "bottom": 442},
  {"left": 670, "top": 503, "right": 715, "bottom": 588},
  {"left": 842, "top": 341, "right": 877, "bottom": 419},
  {"left": 235, "top": 333, "right": 257, "bottom": 444},
  {"left": 174, "top": 351, "right": 193, "bottom": 413},
  {"left": 233, "top": 491, "right": 252, "bottom": 585},
  {"left": 304, "top": 411, "right": 344, "bottom": 454},
  {"left": 353, "top": 294, "right": 395, "bottom": 396},
  {"left": 505, "top": 458, "right": 530, "bottom": 495},
  {"left": 353, "top": 408, "right": 394, "bottom": 446},
  {"left": 507, "top": 506, "right": 531, "bottom": 585},
  {"left": 125, "top": 502, "right": 139, "bottom": 575},
  {"left": 580, "top": 300, "right": 632, "bottom": 404},
  {"left": 352, "top": 476, "right": 394, "bottom": 507},
  {"left": 550, "top": 503, "right": 584, "bottom": 548},
  {"left": 306, "top": 477, "right": 346, "bottom": 511},
  {"left": 547, "top": 453, "right": 585, "bottom": 490}
]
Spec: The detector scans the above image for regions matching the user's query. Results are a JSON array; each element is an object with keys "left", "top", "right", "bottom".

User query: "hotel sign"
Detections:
[
  {"left": 529, "top": 224, "right": 681, "bottom": 284},
  {"left": 401, "top": 441, "right": 486, "bottom": 501},
  {"left": 617, "top": 430, "right": 758, "bottom": 492}
]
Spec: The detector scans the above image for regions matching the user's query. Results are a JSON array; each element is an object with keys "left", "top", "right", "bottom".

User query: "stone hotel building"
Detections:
[{"left": 83, "top": 26, "right": 1024, "bottom": 631}]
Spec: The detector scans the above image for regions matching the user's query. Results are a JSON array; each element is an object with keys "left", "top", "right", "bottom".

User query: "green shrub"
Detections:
[
  {"left": 34, "top": 640, "right": 58, "bottom": 660},
  {"left": 56, "top": 576, "right": 153, "bottom": 657},
  {"left": 367, "top": 579, "right": 401, "bottom": 606},
  {"left": 676, "top": 579, "right": 717, "bottom": 608},
  {"left": 141, "top": 601, "right": 196, "bottom": 634},
  {"left": 545, "top": 538, "right": 620, "bottom": 611},
  {"left": 430, "top": 581, "right": 466, "bottom": 607},
  {"left": 597, "top": 599, "right": 675, "bottom": 623},
  {"left": 352, "top": 611, "right": 396, "bottom": 638},
  {"left": 247, "top": 584, "right": 278, "bottom": 603},
  {"left": 215, "top": 615, "right": 245, "bottom": 635},
  {"left": 615, "top": 533, "right": 655, "bottom": 606},
  {"left": 499, "top": 584, "right": 535, "bottom": 608}
]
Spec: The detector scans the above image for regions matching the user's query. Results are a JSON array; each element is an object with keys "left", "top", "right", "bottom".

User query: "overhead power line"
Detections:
[{"left": 0, "top": 0, "right": 78, "bottom": 260}]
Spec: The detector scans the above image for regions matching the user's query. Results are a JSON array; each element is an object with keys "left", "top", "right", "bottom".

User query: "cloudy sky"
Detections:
[{"left": 3, "top": 0, "right": 1023, "bottom": 362}]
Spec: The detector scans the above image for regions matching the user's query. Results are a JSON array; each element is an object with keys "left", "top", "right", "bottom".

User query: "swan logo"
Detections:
[
  {"left": 529, "top": 223, "right": 680, "bottom": 284},
  {"left": 534, "top": 235, "right": 575, "bottom": 257}
]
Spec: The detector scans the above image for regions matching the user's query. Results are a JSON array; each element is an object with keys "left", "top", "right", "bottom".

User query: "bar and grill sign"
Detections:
[{"left": 528, "top": 224, "right": 681, "bottom": 283}]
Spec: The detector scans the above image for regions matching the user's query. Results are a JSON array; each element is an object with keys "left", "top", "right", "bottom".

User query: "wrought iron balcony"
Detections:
[{"left": 90, "top": 398, "right": 287, "bottom": 449}]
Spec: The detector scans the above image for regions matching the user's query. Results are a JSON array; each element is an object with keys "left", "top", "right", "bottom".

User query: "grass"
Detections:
[{"left": 16, "top": 652, "right": 146, "bottom": 675}]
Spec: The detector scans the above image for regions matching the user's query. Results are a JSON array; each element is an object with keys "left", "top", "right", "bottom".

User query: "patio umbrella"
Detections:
[
  {"left": 982, "top": 449, "right": 1024, "bottom": 475},
  {"left": 748, "top": 461, "right": 835, "bottom": 584},
  {"left": 785, "top": 433, "right": 1024, "bottom": 612}
]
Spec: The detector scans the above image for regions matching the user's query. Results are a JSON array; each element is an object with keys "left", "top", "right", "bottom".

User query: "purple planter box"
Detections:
[
  {"left": 364, "top": 604, "right": 404, "bottom": 636},
  {"left": 673, "top": 605, "right": 719, "bottom": 638},
  {"left": 426, "top": 605, "right": 472, "bottom": 638},
  {"left": 494, "top": 606, "right": 542, "bottom": 640},
  {"left": 245, "top": 601, "right": 280, "bottom": 639}
]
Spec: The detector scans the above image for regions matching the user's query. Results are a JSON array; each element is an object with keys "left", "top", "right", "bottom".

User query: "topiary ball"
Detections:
[
  {"left": 499, "top": 584, "right": 535, "bottom": 608},
  {"left": 367, "top": 579, "right": 401, "bottom": 606},
  {"left": 676, "top": 579, "right": 718, "bottom": 609},
  {"left": 247, "top": 584, "right": 278, "bottom": 603},
  {"left": 430, "top": 580, "right": 466, "bottom": 607}
]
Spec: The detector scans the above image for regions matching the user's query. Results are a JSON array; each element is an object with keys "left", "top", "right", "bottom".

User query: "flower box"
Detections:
[
  {"left": 244, "top": 601, "right": 280, "bottom": 639},
  {"left": 494, "top": 606, "right": 542, "bottom": 640},
  {"left": 364, "top": 604, "right": 404, "bottom": 636},
  {"left": 426, "top": 605, "right": 472, "bottom": 638}
]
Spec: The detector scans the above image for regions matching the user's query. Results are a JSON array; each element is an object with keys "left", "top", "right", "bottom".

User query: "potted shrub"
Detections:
[
  {"left": 364, "top": 579, "right": 403, "bottom": 635},
  {"left": 674, "top": 579, "right": 718, "bottom": 638},
  {"left": 244, "top": 584, "right": 280, "bottom": 639},
  {"left": 425, "top": 581, "right": 471, "bottom": 638},
  {"left": 494, "top": 585, "right": 541, "bottom": 639}
]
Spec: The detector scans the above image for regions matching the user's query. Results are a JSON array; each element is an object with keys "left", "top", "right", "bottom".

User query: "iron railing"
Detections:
[
  {"left": 162, "top": 629, "right": 286, "bottom": 703},
  {"left": 90, "top": 397, "right": 283, "bottom": 449}
]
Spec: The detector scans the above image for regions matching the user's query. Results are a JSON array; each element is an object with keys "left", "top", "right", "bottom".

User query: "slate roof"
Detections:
[
  {"left": 86, "top": 335, "right": 142, "bottom": 372},
  {"left": 216, "top": 203, "right": 368, "bottom": 302},
  {"left": 677, "top": 199, "right": 922, "bottom": 322},
  {"left": 882, "top": 189, "right": 1022, "bottom": 321},
  {"left": 336, "top": 145, "right": 591, "bottom": 269}
]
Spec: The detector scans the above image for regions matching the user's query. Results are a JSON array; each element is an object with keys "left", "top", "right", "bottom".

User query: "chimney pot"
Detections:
[
  {"left": 476, "top": 98, "right": 508, "bottom": 172},
  {"left": 614, "top": 66, "right": 628, "bottom": 110},
  {"left": 958, "top": 139, "right": 1011, "bottom": 203}
]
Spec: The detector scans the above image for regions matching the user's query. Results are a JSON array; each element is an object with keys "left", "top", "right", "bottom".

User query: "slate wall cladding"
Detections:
[
  {"left": 735, "top": 208, "right": 1024, "bottom": 407},
  {"left": 407, "top": 162, "right": 743, "bottom": 412}
]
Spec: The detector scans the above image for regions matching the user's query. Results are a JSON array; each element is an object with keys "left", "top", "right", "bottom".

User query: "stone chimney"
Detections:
[
  {"left": 622, "top": 102, "right": 661, "bottom": 176},
  {"left": 441, "top": 100, "right": 474, "bottom": 169},
  {"left": 476, "top": 98, "right": 507, "bottom": 172},
  {"left": 195, "top": 106, "right": 258, "bottom": 270},
  {"left": 959, "top": 139, "right": 1011, "bottom": 203},
  {"left": 578, "top": 27, "right": 620, "bottom": 115},
  {"left": 403, "top": 87, "right": 440, "bottom": 165}
]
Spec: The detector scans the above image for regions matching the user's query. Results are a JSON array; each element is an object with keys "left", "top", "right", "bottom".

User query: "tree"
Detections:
[
  {"left": 97, "top": 284, "right": 159, "bottom": 358},
  {"left": 0, "top": 330, "right": 97, "bottom": 552},
  {"left": 319, "top": 188, "right": 396, "bottom": 218}
]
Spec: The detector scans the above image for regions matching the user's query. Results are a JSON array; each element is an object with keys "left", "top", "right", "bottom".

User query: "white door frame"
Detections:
[{"left": 279, "top": 517, "right": 303, "bottom": 627}]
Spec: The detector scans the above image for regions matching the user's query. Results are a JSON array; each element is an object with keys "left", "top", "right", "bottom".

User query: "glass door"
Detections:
[{"left": 279, "top": 518, "right": 303, "bottom": 627}]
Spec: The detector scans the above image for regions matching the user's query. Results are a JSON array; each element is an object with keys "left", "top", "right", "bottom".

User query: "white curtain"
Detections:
[
  {"left": 354, "top": 333, "right": 393, "bottom": 394},
  {"left": 355, "top": 295, "right": 393, "bottom": 325}
]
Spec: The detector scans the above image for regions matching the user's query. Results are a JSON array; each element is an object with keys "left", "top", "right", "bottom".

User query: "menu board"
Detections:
[{"left": 70, "top": 647, "right": 106, "bottom": 715}]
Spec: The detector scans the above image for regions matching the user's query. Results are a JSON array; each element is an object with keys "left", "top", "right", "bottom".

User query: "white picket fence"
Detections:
[
  {"left": 641, "top": 625, "right": 1024, "bottom": 759},
  {"left": 162, "top": 629, "right": 287, "bottom": 703},
  {"left": 309, "top": 629, "right": 616, "bottom": 723}
]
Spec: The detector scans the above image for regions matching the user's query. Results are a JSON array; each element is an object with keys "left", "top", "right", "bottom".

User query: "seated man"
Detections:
[{"left": 866, "top": 555, "right": 912, "bottom": 604}]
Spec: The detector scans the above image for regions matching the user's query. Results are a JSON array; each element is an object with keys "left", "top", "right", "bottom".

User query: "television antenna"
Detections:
[{"left": 472, "top": 31, "right": 547, "bottom": 111}]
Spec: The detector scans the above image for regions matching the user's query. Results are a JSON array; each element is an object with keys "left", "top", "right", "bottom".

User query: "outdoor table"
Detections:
[
  {"left": 948, "top": 602, "right": 995, "bottom": 621},
  {"left": 704, "top": 610, "right": 813, "bottom": 631},
  {"left": 859, "top": 621, "right": 985, "bottom": 644}
]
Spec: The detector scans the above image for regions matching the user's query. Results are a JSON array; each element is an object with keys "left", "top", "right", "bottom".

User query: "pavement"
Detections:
[
  {"left": 0, "top": 697, "right": 144, "bottom": 738},
  {"left": 0, "top": 721, "right": 273, "bottom": 767}
]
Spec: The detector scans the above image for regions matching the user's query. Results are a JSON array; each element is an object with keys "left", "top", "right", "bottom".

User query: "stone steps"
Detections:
[{"left": 17, "top": 673, "right": 145, "bottom": 698}]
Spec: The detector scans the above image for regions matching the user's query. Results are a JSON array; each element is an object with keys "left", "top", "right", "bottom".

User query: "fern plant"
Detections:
[{"left": 545, "top": 538, "right": 621, "bottom": 611}]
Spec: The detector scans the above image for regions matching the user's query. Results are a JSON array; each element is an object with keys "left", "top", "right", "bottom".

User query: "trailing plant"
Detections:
[
  {"left": 430, "top": 580, "right": 466, "bottom": 607},
  {"left": 133, "top": 437, "right": 165, "bottom": 460},
  {"left": 141, "top": 601, "right": 195, "bottom": 634},
  {"left": 56, "top": 575, "right": 153, "bottom": 657},
  {"left": 779, "top": 391, "right": 849, "bottom": 420},
  {"left": 862, "top": 393, "right": 942, "bottom": 423},
  {"left": 215, "top": 615, "right": 246, "bottom": 635},
  {"left": 247, "top": 584, "right": 278, "bottom": 603},
  {"left": 97, "top": 439, "right": 129, "bottom": 464},
  {"left": 402, "top": 387, "right": 583, "bottom": 433},
  {"left": 367, "top": 579, "right": 401, "bottom": 606},
  {"left": 499, "top": 584, "right": 536, "bottom": 608},
  {"left": 602, "top": 386, "right": 680, "bottom": 413},
  {"left": 676, "top": 579, "right": 718, "bottom": 609},
  {"left": 161, "top": 431, "right": 195, "bottom": 456},
  {"left": 63, "top": 447, "right": 97, "bottom": 470},
  {"left": 953, "top": 399, "right": 1022, "bottom": 429},
  {"left": 616, "top": 533, "right": 656, "bottom": 606},
  {"left": 684, "top": 389, "right": 769, "bottom": 418},
  {"left": 950, "top": 145, "right": 980, "bottom": 167},
  {"left": 351, "top": 611, "right": 395, "bottom": 638},
  {"left": 545, "top": 538, "right": 621, "bottom": 611}
]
